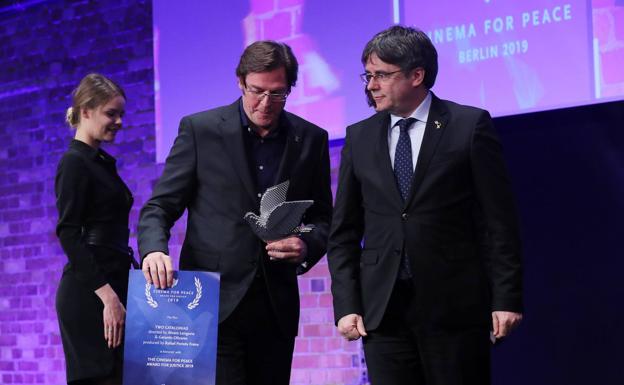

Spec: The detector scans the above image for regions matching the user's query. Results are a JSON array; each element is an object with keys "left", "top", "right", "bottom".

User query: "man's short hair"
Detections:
[
  {"left": 236, "top": 41, "right": 298, "bottom": 90},
  {"left": 362, "top": 26, "right": 438, "bottom": 89}
]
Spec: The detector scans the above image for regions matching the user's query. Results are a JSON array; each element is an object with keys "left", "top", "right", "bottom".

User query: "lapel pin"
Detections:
[
  {"left": 434, "top": 120, "right": 442, "bottom": 129},
  {"left": 294, "top": 135, "right": 301, "bottom": 143}
]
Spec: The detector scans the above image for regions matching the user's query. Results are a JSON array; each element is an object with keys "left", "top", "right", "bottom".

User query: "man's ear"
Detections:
[
  {"left": 237, "top": 77, "right": 245, "bottom": 93},
  {"left": 411, "top": 68, "right": 425, "bottom": 88}
]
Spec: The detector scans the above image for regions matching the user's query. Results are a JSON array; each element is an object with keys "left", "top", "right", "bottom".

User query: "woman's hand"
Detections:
[{"left": 95, "top": 284, "right": 126, "bottom": 348}]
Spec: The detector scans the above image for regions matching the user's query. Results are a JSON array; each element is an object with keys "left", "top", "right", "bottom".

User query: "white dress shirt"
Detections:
[{"left": 388, "top": 91, "right": 432, "bottom": 170}]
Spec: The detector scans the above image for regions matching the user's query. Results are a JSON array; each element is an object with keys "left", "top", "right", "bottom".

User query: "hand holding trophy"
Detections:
[{"left": 244, "top": 180, "right": 315, "bottom": 241}]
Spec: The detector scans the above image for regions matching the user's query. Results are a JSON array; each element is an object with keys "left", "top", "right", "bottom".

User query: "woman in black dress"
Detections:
[{"left": 55, "top": 73, "right": 135, "bottom": 385}]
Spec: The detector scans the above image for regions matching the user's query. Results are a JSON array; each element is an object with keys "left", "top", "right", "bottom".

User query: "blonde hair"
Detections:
[{"left": 66, "top": 73, "right": 126, "bottom": 128}]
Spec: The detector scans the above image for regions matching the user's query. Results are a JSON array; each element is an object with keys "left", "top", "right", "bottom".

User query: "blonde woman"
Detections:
[{"left": 55, "top": 73, "right": 135, "bottom": 385}]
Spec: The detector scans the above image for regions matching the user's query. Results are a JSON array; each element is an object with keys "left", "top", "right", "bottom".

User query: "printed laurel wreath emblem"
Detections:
[
  {"left": 143, "top": 277, "right": 201, "bottom": 309},
  {"left": 187, "top": 277, "right": 202, "bottom": 310},
  {"left": 145, "top": 282, "right": 158, "bottom": 308}
]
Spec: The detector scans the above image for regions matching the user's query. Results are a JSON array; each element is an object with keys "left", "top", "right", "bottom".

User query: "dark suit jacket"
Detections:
[
  {"left": 328, "top": 94, "right": 523, "bottom": 331},
  {"left": 138, "top": 99, "right": 332, "bottom": 336}
]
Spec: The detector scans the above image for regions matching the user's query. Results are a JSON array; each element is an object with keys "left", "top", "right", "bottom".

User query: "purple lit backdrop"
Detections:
[
  {"left": 406, "top": 0, "right": 594, "bottom": 115},
  {"left": 1, "top": 0, "right": 624, "bottom": 385},
  {"left": 154, "top": 0, "right": 624, "bottom": 160},
  {"left": 153, "top": 0, "right": 392, "bottom": 161}
]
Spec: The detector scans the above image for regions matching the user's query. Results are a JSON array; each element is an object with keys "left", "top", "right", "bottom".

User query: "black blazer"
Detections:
[
  {"left": 328, "top": 94, "right": 523, "bottom": 331},
  {"left": 138, "top": 99, "right": 332, "bottom": 336}
]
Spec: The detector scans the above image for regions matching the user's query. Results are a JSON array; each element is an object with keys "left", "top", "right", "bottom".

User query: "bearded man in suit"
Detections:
[
  {"left": 138, "top": 41, "right": 332, "bottom": 385},
  {"left": 328, "top": 26, "right": 523, "bottom": 385}
]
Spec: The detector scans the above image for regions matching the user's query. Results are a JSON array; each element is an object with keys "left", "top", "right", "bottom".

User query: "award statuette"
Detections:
[
  {"left": 244, "top": 180, "right": 315, "bottom": 241},
  {"left": 123, "top": 270, "right": 219, "bottom": 385}
]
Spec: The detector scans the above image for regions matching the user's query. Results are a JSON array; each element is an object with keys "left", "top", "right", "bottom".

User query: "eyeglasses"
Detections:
[
  {"left": 359, "top": 70, "right": 403, "bottom": 84},
  {"left": 244, "top": 87, "right": 290, "bottom": 102}
]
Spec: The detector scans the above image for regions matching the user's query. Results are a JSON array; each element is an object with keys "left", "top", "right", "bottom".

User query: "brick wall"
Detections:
[
  {"left": 0, "top": 1, "right": 155, "bottom": 384},
  {"left": 0, "top": 1, "right": 361, "bottom": 384},
  {"left": 292, "top": 145, "right": 365, "bottom": 385}
]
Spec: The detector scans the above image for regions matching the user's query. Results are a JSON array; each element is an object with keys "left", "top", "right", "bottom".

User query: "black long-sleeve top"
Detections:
[{"left": 55, "top": 140, "right": 133, "bottom": 291}]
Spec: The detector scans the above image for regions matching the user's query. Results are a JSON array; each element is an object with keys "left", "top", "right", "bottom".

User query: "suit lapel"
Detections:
[
  {"left": 373, "top": 112, "right": 404, "bottom": 209},
  {"left": 407, "top": 94, "right": 449, "bottom": 206},
  {"left": 218, "top": 100, "right": 258, "bottom": 203},
  {"left": 274, "top": 114, "right": 303, "bottom": 194}
]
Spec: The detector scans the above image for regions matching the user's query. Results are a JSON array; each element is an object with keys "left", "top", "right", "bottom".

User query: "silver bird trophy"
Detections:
[{"left": 244, "top": 181, "right": 315, "bottom": 241}]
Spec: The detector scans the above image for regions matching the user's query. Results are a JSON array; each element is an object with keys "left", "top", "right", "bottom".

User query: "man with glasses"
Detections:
[
  {"left": 138, "top": 41, "right": 332, "bottom": 385},
  {"left": 328, "top": 26, "right": 523, "bottom": 385}
]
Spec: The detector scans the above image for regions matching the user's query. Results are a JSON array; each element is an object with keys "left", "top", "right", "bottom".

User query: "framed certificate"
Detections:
[{"left": 123, "top": 270, "right": 220, "bottom": 385}]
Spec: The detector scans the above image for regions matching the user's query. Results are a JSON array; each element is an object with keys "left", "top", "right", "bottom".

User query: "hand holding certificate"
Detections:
[{"left": 123, "top": 270, "right": 219, "bottom": 385}]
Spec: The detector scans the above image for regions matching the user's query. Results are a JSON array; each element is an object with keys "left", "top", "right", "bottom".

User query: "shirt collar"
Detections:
[
  {"left": 70, "top": 139, "right": 115, "bottom": 163},
  {"left": 389, "top": 91, "right": 432, "bottom": 128},
  {"left": 238, "top": 98, "right": 285, "bottom": 139}
]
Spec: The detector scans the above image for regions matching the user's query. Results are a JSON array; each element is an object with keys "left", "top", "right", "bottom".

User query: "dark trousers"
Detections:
[
  {"left": 216, "top": 277, "right": 295, "bottom": 385},
  {"left": 363, "top": 280, "right": 491, "bottom": 385}
]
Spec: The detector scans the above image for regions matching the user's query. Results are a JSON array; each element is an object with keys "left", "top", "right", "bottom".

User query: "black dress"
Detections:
[{"left": 55, "top": 140, "right": 134, "bottom": 383}]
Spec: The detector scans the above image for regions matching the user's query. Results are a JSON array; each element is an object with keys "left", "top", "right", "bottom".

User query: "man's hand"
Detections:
[
  {"left": 492, "top": 311, "right": 523, "bottom": 339},
  {"left": 337, "top": 313, "right": 367, "bottom": 341},
  {"left": 142, "top": 251, "right": 174, "bottom": 289},
  {"left": 266, "top": 236, "right": 308, "bottom": 264}
]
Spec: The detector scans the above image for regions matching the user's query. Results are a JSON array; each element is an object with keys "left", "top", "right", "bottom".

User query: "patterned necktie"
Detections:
[
  {"left": 394, "top": 118, "right": 416, "bottom": 280},
  {"left": 394, "top": 118, "right": 416, "bottom": 202}
]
